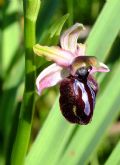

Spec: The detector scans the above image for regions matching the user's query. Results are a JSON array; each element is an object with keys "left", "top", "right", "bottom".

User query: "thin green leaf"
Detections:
[
  {"left": 2, "top": 0, "right": 21, "bottom": 76},
  {"left": 3, "top": 55, "right": 24, "bottom": 89},
  {"left": 0, "top": 55, "right": 24, "bottom": 145},
  {"left": 105, "top": 140, "right": 120, "bottom": 165},
  {"left": 2, "top": 22, "right": 20, "bottom": 76},
  {"left": 49, "top": 13, "right": 69, "bottom": 38},
  {"left": 36, "top": 0, "right": 60, "bottom": 40},
  {"left": 25, "top": 97, "right": 76, "bottom": 165},
  {"left": 39, "top": 13, "right": 69, "bottom": 45},
  {"left": 86, "top": 0, "right": 120, "bottom": 60}
]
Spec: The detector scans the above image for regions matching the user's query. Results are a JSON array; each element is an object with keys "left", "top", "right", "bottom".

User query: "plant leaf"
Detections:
[
  {"left": 105, "top": 140, "right": 120, "bottom": 165},
  {"left": 39, "top": 13, "right": 69, "bottom": 45}
]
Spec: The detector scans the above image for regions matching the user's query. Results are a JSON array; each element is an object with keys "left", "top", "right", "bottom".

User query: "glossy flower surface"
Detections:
[{"left": 34, "top": 23, "right": 110, "bottom": 124}]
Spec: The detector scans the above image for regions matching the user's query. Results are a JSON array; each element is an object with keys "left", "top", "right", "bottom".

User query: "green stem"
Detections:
[{"left": 11, "top": 1, "right": 40, "bottom": 165}]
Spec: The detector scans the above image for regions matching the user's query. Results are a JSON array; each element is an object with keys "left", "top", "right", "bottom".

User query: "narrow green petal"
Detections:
[{"left": 33, "top": 44, "right": 74, "bottom": 67}]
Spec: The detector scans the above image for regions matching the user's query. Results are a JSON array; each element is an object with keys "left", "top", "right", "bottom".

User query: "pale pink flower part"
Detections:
[
  {"left": 36, "top": 64, "right": 62, "bottom": 95},
  {"left": 60, "top": 23, "right": 85, "bottom": 54},
  {"left": 36, "top": 63, "right": 69, "bottom": 95},
  {"left": 34, "top": 23, "right": 110, "bottom": 95}
]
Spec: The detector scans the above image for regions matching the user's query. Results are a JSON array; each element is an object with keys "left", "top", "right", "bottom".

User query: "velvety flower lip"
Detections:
[{"left": 33, "top": 23, "right": 110, "bottom": 95}]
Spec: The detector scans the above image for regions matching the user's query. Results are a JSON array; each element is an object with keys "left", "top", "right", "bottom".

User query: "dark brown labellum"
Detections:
[{"left": 59, "top": 67, "right": 97, "bottom": 125}]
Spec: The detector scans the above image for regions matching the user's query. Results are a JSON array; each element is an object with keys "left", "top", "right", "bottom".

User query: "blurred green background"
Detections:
[{"left": 0, "top": 0, "right": 120, "bottom": 165}]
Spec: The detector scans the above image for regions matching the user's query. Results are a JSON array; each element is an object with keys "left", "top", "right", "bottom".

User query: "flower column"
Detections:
[{"left": 11, "top": 1, "right": 40, "bottom": 165}]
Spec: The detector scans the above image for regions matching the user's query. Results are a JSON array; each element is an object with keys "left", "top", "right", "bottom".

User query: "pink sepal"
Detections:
[
  {"left": 60, "top": 23, "right": 85, "bottom": 54},
  {"left": 36, "top": 63, "right": 69, "bottom": 95}
]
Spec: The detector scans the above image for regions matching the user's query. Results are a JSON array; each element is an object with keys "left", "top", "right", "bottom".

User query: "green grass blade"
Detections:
[
  {"left": 86, "top": 0, "right": 120, "bottom": 60},
  {"left": 0, "top": 55, "right": 24, "bottom": 155},
  {"left": 25, "top": 97, "right": 75, "bottom": 165},
  {"left": 105, "top": 140, "right": 120, "bottom": 165},
  {"left": 40, "top": 13, "right": 69, "bottom": 45},
  {"left": 36, "top": 0, "right": 60, "bottom": 40}
]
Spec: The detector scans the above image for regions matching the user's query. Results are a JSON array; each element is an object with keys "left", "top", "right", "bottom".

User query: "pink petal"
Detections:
[
  {"left": 36, "top": 63, "right": 69, "bottom": 95},
  {"left": 33, "top": 44, "right": 74, "bottom": 67},
  {"left": 60, "top": 23, "right": 85, "bottom": 54},
  {"left": 90, "top": 62, "right": 110, "bottom": 73}
]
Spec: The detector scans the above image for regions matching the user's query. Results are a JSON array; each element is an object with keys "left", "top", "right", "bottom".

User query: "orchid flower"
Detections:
[{"left": 33, "top": 23, "right": 110, "bottom": 125}]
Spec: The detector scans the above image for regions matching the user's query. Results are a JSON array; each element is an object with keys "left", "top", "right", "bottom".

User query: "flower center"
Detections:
[{"left": 75, "top": 66, "right": 92, "bottom": 80}]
